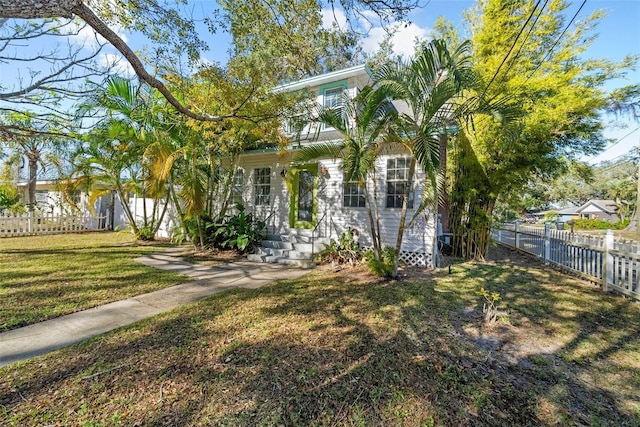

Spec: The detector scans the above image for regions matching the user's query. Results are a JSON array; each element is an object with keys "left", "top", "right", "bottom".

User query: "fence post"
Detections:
[
  {"left": 544, "top": 222, "right": 551, "bottom": 264},
  {"left": 603, "top": 229, "right": 614, "bottom": 293},
  {"left": 28, "top": 210, "right": 34, "bottom": 234},
  {"left": 514, "top": 220, "right": 521, "bottom": 250}
]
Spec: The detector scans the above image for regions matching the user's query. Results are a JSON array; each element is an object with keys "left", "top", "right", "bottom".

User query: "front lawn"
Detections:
[
  {"left": 1, "top": 248, "right": 638, "bottom": 426},
  {"left": 0, "top": 232, "right": 188, "bottom": 331}
]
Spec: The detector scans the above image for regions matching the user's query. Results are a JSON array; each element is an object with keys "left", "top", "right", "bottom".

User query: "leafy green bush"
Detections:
[
  {"left": 364, "top": 246, "right": 397, "bottom": 278},
  {"left": 136, "top": 225, "right": 156, "bottom": 241},
  {"left": 317, "top": 229, "right": 361, "bottom": 265},
  {"left": 572, "top": 218, "right": 630, "bottom": 230},
  {"left": 0, "top": 184, "right": 25, "bottom": 214},
  {"left": 207, "top": 206, "right": 267, "bottom": 253}
]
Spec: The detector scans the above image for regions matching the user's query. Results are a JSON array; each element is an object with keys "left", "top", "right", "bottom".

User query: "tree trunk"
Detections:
[
  {"left": 152, "top": 191, "right": 170, "bottom": 236},
  {"left": 219, "top": 153, "right": 240, "bottom": 219},
  {"left": 371, "top": 168, "right": 383, "bottom": 258},
  {"left": 0, "top": 0, "right": 78, "bottom": 18},
  {"left": 393, "top": 156, "right": 416, "bottom": 277},
  {"left": 449, "top": 131, "right": 495, "bottom": 261},
  {"left": 114, "top": 182, "right": 139, "bottom": 236},
  {"left": 26, "top": 152, "right": 39, "bottom": 211}
]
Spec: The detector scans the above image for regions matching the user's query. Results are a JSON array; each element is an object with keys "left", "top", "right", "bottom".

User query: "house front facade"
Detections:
[
  {"left": 576, "top": 199, "right": 620, "bottom": 222},
  {"left": 227, "top": 65, "right": 437, "bottom": 267}
]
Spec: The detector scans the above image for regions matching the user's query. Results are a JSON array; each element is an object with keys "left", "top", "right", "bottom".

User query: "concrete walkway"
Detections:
[{"left": 0, "top": 248, "right": 310, "bottom": 368}]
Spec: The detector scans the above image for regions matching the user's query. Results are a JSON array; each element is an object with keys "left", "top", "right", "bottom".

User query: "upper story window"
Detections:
[
  {"left": 253, "top": 168, "right": 271, "bottom": 206},
  {"left": 321, "top": 86, "right": 345, "bottom": 130},
  {"left": 386, "top": 158, "right": 414, "bottom": 209}
]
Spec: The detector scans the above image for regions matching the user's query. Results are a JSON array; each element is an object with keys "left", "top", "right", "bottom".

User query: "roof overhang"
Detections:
[{"left": 273, "top": 64, "right": 370, "bottom": 93}]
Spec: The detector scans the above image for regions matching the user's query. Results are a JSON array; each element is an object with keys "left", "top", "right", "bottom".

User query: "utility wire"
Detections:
[
  {"left": 496, "top": 0, "right": 550, "bottom": 86},
  {"left": 468, "top": 0, "right": 592, "bottom": 137},
  {"left": 480, "top": 0, "right": 542, "bottom": 98},
  {"left": 524, "top": 0, "right": 587, "bottom": 83},
  {"left": 586, "top": 125, "right": 640, "bottom": 163}
]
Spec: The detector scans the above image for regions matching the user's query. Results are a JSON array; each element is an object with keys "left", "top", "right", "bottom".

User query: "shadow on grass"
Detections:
[{"left": 1, "top": 255, "right": 639, "bottom": 425}]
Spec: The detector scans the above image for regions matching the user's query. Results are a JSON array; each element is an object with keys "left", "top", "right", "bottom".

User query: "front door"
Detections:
[{"left": 289, "top": 164, "right": 318, "bottom": 229}]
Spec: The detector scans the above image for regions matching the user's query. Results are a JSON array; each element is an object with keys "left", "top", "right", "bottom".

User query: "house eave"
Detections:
[{"left": 273, "top": 64, "right": 370, "bottom": 93}]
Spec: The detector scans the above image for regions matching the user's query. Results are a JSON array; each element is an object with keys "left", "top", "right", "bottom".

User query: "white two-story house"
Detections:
[{"left": 229, "top": 64, "right": 438, "bottom": 268}]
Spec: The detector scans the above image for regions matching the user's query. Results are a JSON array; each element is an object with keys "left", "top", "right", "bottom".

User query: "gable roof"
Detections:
[
  {"left": 558, "top": 206, "right": 579, "bottom": 215},
  {"left": 576, "top": 199, "right": 619, "bottom": 214}
]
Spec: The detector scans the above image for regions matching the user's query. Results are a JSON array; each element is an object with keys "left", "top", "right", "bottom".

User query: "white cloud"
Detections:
[
  {"left": 63, "top": 19, "right": 128, "bottom": 52},
  {"left": 99, "top": 53, "right": 134, "bottom": 77},
  {"left": 321, "top": 7, "right": 347, "bottom": 31},
  {"left": 361, "top": 22, "right": 431, "bottom": 59}
]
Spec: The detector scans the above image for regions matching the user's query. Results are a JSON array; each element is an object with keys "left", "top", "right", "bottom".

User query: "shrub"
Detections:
[
  {"left": 572, "top": 218, "right": 630, "bottom": 230},
  {"left": 0, "top": 184, "right": 24, "bottom": 214},
  {"left": 317, "top": 229, "right": 361, "bottom": 265},
  {"left": 364, "top": 246, "right": 397, "bottom": 278},
  {"left": 206, "top": 205, "right": 267, "bottom": 253},
  {"left": 135, "top": 225, "right": 156, "bottom": 241},
  {"left": 479, "top": 287, "right": 501, "bottom": 325}
]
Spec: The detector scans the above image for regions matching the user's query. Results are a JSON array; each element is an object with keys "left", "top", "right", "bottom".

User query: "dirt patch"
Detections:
[{"left": 178, "top": 248, "right": 246, "bottom": 266}]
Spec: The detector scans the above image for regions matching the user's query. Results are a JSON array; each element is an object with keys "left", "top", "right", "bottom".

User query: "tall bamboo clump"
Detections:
[{"left": 448, "top": 131, "right": 495, "bottom": 261}]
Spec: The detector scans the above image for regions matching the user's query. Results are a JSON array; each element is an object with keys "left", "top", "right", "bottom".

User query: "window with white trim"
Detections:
[
  {"left": 343, "top": 175, "right": 366, "bottom": 208},
  {"left": 322, "top": 86, "right": 345, "bottom": 130},
  {"left": 35, "top": 190, "right": 49, "bottom": 203},
  {"left": 386, "top": 158, "right": 414, "bottom": 209},
  {"left": 253, "top": 168, "right": 271, "bottom": 206}
]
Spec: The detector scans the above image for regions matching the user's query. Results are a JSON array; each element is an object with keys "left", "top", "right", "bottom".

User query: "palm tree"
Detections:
[
  {"left": 70, "top": 76, "right": 170, "bottom": 238},
  {"left": 295, "top": 85, "right": 398, "bottom": 260},
  {"left": 375, "top": 39, "right": 476, "bottom": 274}
]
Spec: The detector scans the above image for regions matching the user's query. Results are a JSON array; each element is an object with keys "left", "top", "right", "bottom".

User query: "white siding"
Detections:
[
  {"left": 233, "top": 67, "right": 436, "bottom": 264},
  {"left": 234, "top": 151, "right": 294, "bottom": 235},
  {"left": 233, "top": 150, "right": 436, "bottom": 259}
]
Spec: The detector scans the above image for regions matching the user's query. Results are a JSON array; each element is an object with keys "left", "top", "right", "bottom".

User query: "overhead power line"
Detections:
[
  {"left": 524, "top": 0, "right": 587, "bottom": 83},
  {"left": 586, "top": 125, "right": 640, "bottom": 164},
  {"left": 481, "top": 0, "right": 542, "bottom": 97}
]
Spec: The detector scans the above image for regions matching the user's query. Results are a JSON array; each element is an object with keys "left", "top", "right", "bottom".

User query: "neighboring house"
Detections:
[
  {"left": 557, "top": 206, "right": 580, "bottom": 222},
  {"left": 15, "top": 180, "right": 87, "bottom": 215},
  {"left": 226, "top": 64, "right": 437, "bottom": 267},
  {"left": 575, "top": 199, "right": 620, "bottom": 222},
  {"left": 532, "top": 200, "right": 621, "bottom": 223}
]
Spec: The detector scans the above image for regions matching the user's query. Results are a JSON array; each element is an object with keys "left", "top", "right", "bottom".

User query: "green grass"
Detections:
[
  {"left": 0, "top": 232, "right": 188, "bottom": 331},
  {"left": 1, "top": 249, "right": 638, "bottom": 426}
]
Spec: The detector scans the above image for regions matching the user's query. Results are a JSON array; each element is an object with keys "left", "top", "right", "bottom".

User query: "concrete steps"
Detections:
[{"left": 247, "top": 229, "right": 328, "bottom": 269}]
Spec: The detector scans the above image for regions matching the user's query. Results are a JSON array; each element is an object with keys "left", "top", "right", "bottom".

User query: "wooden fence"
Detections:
[
  {"left": 0, "top": 211, "right": 109, "bottom": 237},
  {"left": 491, "top": 222, "right": 639, "bottom": 302}
]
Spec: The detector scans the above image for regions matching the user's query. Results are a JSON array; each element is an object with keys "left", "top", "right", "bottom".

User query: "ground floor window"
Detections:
[
  {"left": 386, "top": 157, "right": 414, "bottom": 209},
  {"left": 343, "top": 177, "right": 366, "bottom": 208},
  {"left": 254, "top": 168, "right": 271, "bottom": 206},
  {"left": 35, "top": 190, "right": 49, "bottom": 204}
]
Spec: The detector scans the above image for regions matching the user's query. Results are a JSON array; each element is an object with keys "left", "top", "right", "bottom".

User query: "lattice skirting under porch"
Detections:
[
  {"left": 360, "top": 246, "right": 432, "bottom": 267},
  {"left": 398, "top": 250, "right": 431, "bottom": 267}
]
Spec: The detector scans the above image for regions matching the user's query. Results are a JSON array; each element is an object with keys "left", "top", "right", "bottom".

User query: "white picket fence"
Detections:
[
  {"left": 492, "top": 222, "right": 639, "bottom": 302},
  {"left": 0, "top": 211, "right": 109, "bottom": 237}
]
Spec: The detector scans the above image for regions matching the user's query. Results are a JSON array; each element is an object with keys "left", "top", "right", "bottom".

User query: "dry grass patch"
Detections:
[{"left": 1, "top": 249, "right": 639, "bottom": 425}]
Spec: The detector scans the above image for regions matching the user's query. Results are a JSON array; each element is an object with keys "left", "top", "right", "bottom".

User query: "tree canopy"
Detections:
[
  {"left": 0, "top": 0, "right": 421, "bottom": 130},
  {"left": 435, "top": 0, "right": 638, "bottom": 259}
]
